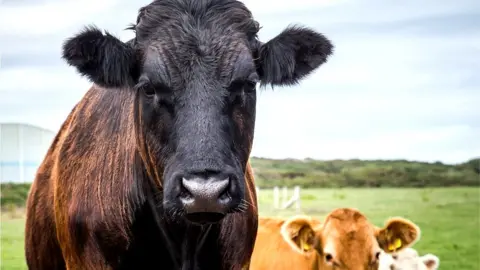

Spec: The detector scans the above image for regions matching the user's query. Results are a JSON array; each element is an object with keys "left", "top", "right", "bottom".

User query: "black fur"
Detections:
[
  {"left": 61, "top": 25, "right": 137, "bottom": 88},
  {"left": 257, "top": 25, "right": 334, "bottom": 87}
]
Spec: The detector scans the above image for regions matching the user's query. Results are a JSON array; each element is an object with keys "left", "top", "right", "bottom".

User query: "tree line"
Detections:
[{"left": 250, "top": 157, "right": 480, "bottom": 188}]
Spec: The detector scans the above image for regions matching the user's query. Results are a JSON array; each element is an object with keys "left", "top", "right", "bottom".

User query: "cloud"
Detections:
[
  {"left": 241, "top": 0, "right": 342, "bottom": 16},
  {"left": 254, "top": 0, "right": 480, "bottom": 46},
  {"left": 0, "top": 67, "right": 90, "bottom": 92},
  {"left": 0, "top": 110, "right": 72, "bottom": 133},
  {"left": 253, "top": 0, "right": 480, "bottom": 25},
  {"left": 253, "top": 91, "right": 479, "bottom": 137},
  {"left": 251, "top": 124, "right": 479, "bottom": 164},
  {"left": 0, "top": 0, "right": 118, "bottom": 36},
  {"left": 1, "top": 50, "right": 63, "bottom": 69}
]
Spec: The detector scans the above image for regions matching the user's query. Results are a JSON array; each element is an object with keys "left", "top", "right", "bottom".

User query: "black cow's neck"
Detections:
[
  {"left": 181, "top": 224, "right": 209, "bottom": 269},
  {"left": 118, "top": 199, "right": 223, "bottom": 270},
  {"left": 115, "top": 156, "right": 224, "bottom": 269},
  {"left": 147, "top": 194, "right": 183, "bottom": 268},
  {"left": 144, "top": 169, "right": 183, "bottom": 268},
  {"left": 153, "top": 202, "right": 223, "bottom": 270}
]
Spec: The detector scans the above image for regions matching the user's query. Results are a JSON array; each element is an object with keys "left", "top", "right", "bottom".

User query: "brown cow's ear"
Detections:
[
  {"left": 280, "top": 215, "right": 318, "bottom": 254},
  {"left": 375, "top": 217, "right": 421, "bottom": 253},
  {"left": 421, "top": 254, "right": 440, "bottom": 270}
]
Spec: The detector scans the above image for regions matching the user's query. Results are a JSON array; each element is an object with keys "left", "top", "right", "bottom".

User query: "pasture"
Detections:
[{"left": 1, "top": 187, "right": 479, "bottom": 269}]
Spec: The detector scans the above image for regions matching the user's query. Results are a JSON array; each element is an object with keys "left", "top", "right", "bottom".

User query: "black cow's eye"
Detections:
[
  {"left": 243, "top": 80, "right": 257, "bottom": 93},
  {"left": 136, "top": 80, "right": 156, "bottom": 98},
  {"left": 228, "top": 80, "right": 243, "bottom": 93},
  {"left": 142, "top": 85, "right": 156, "bottom": 97},
  {"left": 244, "top": 73, "right": 259, "bottom": 93},
  {"left": 228, "top": 80, "right": 257, "bottom": 94}
]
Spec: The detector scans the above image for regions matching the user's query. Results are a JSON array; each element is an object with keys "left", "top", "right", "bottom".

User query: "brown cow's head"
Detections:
[
  {"left": 281, "top": 209, "right": 421, "bottom": 270},
  {"left": 60, "top": 0, "right": 333, "bottom": 225}
]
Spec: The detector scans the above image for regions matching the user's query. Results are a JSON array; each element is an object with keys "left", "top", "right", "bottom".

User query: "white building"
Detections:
[{"left": 0, "top": 123, "right": 56, "bottom": 183}]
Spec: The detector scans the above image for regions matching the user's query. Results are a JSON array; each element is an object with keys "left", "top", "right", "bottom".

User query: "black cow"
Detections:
[{"left": 24, "top": 0, "right": 334, "bottom": 269}]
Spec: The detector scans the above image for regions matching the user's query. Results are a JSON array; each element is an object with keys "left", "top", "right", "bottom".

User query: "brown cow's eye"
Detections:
[
  {"left": 325, "top": 253, "right": 333, "bottom": 262},
  {"left": 375, "top": 252, "right": 381, "bottom": 260}
]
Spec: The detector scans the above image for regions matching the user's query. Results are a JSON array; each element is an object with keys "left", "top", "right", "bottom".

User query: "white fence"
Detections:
[{"left": 256, "top": 185, "right": 301, "bottom": 212}]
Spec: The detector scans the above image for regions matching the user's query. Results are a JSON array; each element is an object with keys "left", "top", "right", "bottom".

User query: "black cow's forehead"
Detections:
[
  {"left": 140, "top": 33, "right": 256, "bottom": 89},
  {"left": 131, "top": 0, "right": 261, "bottom": 89}
]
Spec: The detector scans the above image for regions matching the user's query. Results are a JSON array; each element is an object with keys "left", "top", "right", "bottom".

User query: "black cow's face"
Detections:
[
  {"left": 136, "top": 34, "right": 259, "bottom": 224},
  {"left": 61, "top": 0, "right": 334, "bottom": 225}
]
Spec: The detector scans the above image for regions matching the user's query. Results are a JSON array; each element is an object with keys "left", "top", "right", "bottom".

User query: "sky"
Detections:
[{"left": 0, "top": 0, "right": 479, "bottom": 164}]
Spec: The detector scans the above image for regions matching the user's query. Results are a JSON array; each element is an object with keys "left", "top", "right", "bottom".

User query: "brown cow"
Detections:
[
  {"left": 250, "top": 208, "right": 421, "bottom": 270},
  {"left": 24, "top": 0, "right": 334, "bottom": 269}
]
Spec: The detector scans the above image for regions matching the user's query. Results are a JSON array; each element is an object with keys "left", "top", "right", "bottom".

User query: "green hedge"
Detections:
[
  {"left": 1, "top": 183, "right": 31, "bottom": 207},
  {"left": 251, "top": 157, "right": 480, "bottom": 188}
]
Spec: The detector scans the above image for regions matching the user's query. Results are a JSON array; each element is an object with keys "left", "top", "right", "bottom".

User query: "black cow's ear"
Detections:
[
  {"left": 256, "top": 25, "right": 334, "bottom": 87},
  {"left": 62, "top": 25, "right": 137, "bottom": 88}
]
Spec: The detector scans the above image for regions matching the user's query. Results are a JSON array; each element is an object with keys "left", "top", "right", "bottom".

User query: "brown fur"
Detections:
[
  {"left": 250, "top": 208, "right": 421, "bottom": 270},
  {"left": 24, "top": 85, "right": 258, "bottom": 269}
]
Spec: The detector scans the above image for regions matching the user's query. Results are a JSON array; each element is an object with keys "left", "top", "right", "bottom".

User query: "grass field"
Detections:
[{"left": 1, "top": 187, "right": 479, "bottom": 269}]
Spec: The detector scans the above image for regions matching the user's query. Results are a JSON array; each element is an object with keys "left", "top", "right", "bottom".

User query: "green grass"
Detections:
[
  {"left": 1, "top": 187, "right": 479, "bottom": 269},
  {"left": 258, "top": 187, "right": 480, "bottom": 270},
  {"left": 1, "top": 211, "right": 26, "bottom": 270}
]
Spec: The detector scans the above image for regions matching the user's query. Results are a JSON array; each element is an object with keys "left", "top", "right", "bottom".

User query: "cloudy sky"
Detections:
[{"left": 0, "top": 0, "right": 479, "bottom": 164}]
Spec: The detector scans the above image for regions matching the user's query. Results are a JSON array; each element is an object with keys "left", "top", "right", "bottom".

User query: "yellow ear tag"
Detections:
[
  {"left": 388, "top": 238, "right": 402, "bottom": 251},
  {"left": 299, "top": 238, "right": 311, "bottom": 251}
]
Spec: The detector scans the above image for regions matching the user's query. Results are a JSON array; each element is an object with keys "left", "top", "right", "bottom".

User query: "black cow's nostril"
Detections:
[
  {"left": 179, "top": 179, "right": 194, "bottom": 200},
  {"left": 217, "top": 185, "right": 231, "bottom": 204}
]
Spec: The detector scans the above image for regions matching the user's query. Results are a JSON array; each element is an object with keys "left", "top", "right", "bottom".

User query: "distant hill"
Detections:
[{"left": 249, "top": 157, "right": 480, "bottom": 188}]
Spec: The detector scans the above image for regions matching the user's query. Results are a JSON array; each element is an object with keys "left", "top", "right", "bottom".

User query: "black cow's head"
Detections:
[{"left": 61, "top": 0, "right": 334, "bottom": 224}]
